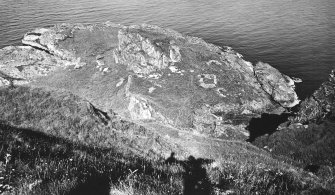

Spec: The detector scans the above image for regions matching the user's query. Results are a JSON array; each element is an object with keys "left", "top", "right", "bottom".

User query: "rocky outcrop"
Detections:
[
  {"left": 113, "top": 28, "right": 181, "bottom": 75},
  {"left": 0, "top": 22, "right": 300, "bottom": 140},
  {"left": 254, "top": 62, "right": 299, "bottom": 108},
  {"left": 0, "top": 46, "right": 72, "bottom": 86},
  {"left": 293, "top": 70, "right": 335, "bottom": 123}
]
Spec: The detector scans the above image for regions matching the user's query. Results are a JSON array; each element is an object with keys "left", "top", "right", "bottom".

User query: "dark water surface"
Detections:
[{"left": 1, "top": 0, "right": 334, "bottom": 98}]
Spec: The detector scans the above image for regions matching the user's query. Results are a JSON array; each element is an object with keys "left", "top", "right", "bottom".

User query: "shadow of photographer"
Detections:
[{"left": 165, "top": 152, "right": 213, "bottom": 195}]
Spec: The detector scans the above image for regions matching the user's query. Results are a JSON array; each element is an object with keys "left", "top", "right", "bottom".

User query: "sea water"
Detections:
[{"left": 1, "top": 0, "right": 334, "bottom": 98}]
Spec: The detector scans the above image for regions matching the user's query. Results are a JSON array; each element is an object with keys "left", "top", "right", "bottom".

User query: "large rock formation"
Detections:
[{"left": 0, "top": 22, "right": 299, "bottom": 141}]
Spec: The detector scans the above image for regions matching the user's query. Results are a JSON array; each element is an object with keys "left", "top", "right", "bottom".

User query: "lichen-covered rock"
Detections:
[
  {"left": 0, "top": 46, "right": 71, "bottom": 87},
  {"left": 293, "top": 70, "right": 335, "bottom": 123},
  {"left": 0, "top": 22, "right": 300, "bottom": 140},
  {"left": 254, "top": 62, "right": 300, "bottom": 107},
  {"left": 113, "top": 29, "right": 178, "bottom": 75}
]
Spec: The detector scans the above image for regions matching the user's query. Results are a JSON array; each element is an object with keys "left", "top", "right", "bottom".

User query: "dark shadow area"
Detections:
[
  {"left": 0, "top": 122, "right": 116, "bottom": 159},
  {"left": 0, "top": 123, "right": 110, "bottom": 195},
  {"left": 87, "top": 102, "right": 111, "bottom": 125},
  {"left": 0, "top": 122, "right": 181, "bottom": 194},
  {"left": 304, "top": 164, "right": 320, "bottom": 174},
  {"left": 65, "top": 174, "right": 110, "bottom": 195},
  {"left": 0, "top": 122, "right": 73, "bottom": 161},
  {"left": 27, "top": 32, "right": 42, "bottom": 36},
  {"left": 165, "top": 152, "right": 177, "bottom": 164},
  {"left": 165, "top": 153, "right": 213, "bottom": 195},
  {"left": 0, "top": 122, "right": 120, "bottom": 159},
  {"left": 246, "top": 113, "right": 291, "bottom": 142}
]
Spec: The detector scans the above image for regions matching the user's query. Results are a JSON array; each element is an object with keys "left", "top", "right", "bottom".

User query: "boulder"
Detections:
[{"left": 0, "top": 22, "right": 299, "bottom": 140}]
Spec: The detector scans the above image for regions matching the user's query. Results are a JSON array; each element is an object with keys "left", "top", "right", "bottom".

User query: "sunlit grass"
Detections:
[{"left": 0, "top": 86, "right": 334, "bottom": 194}]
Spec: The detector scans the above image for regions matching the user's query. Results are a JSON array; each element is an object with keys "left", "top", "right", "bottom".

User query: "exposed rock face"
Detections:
[
  {"left": 113, "top": 29, "right": 181, "bottom": 75},
  {"left": 0, "top": 46, "right": 72, "bottom": 86},
  {"left": 254, "top": 62, "right": 299, "bottom": 108},
  {"left": 0, "top": 22, "right": 300, "bottom": 140},
  {"left": 293, "top": 70, "right": 335, "bottom": 123}
]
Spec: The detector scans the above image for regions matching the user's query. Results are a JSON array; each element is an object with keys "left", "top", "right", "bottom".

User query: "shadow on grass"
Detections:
[
  {"left": 0, "top": 122, "right": 123, "bottom": 160},
  {"left": 165, "top": 153, "right": 213, "bottom": 195},
  {"left": 0, "top": 123, "right": 113, "bottom": 192},
  {"left": 66, "top": 174, "right": 110, "bottom": 195},
  {"left": 0, "top": 122, "right": 184, "bottom": 194}
]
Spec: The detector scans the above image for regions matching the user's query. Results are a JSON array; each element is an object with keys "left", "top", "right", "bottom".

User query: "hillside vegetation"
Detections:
[{"left": 0, "top": 86, "right": 334, "bottom": 194}]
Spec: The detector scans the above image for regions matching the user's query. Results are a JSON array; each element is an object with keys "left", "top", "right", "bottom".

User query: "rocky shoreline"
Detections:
[
  {"left": 0, "top": 22, "right": 334, "bottom": 158},
  {"left": 0, "top": 22, "right": 334, "bottom": 194}
]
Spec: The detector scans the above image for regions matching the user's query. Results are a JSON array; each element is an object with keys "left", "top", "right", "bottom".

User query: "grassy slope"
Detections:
[
  {"left": 0, "top": 86, "right": 170, "bottom": 157},
  {"left": 254, "top": 122, "right": 335, "bottom": 166},
  {"left": 0, "top": 123, "right": 183, "bottom": 195},
  {"left": 0, "top": 86, "right": 333, "bottom": 194},
  {"left": 0, "top": 86, "right": 183, "bottom": 194},
  {"left": 253, "top": 121, "right": 335, "bottom": 193}
]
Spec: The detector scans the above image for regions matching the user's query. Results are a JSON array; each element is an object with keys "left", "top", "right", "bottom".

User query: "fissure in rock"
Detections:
[{"left": 22, "top": 44, "right": 53, "bottom": 55}]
